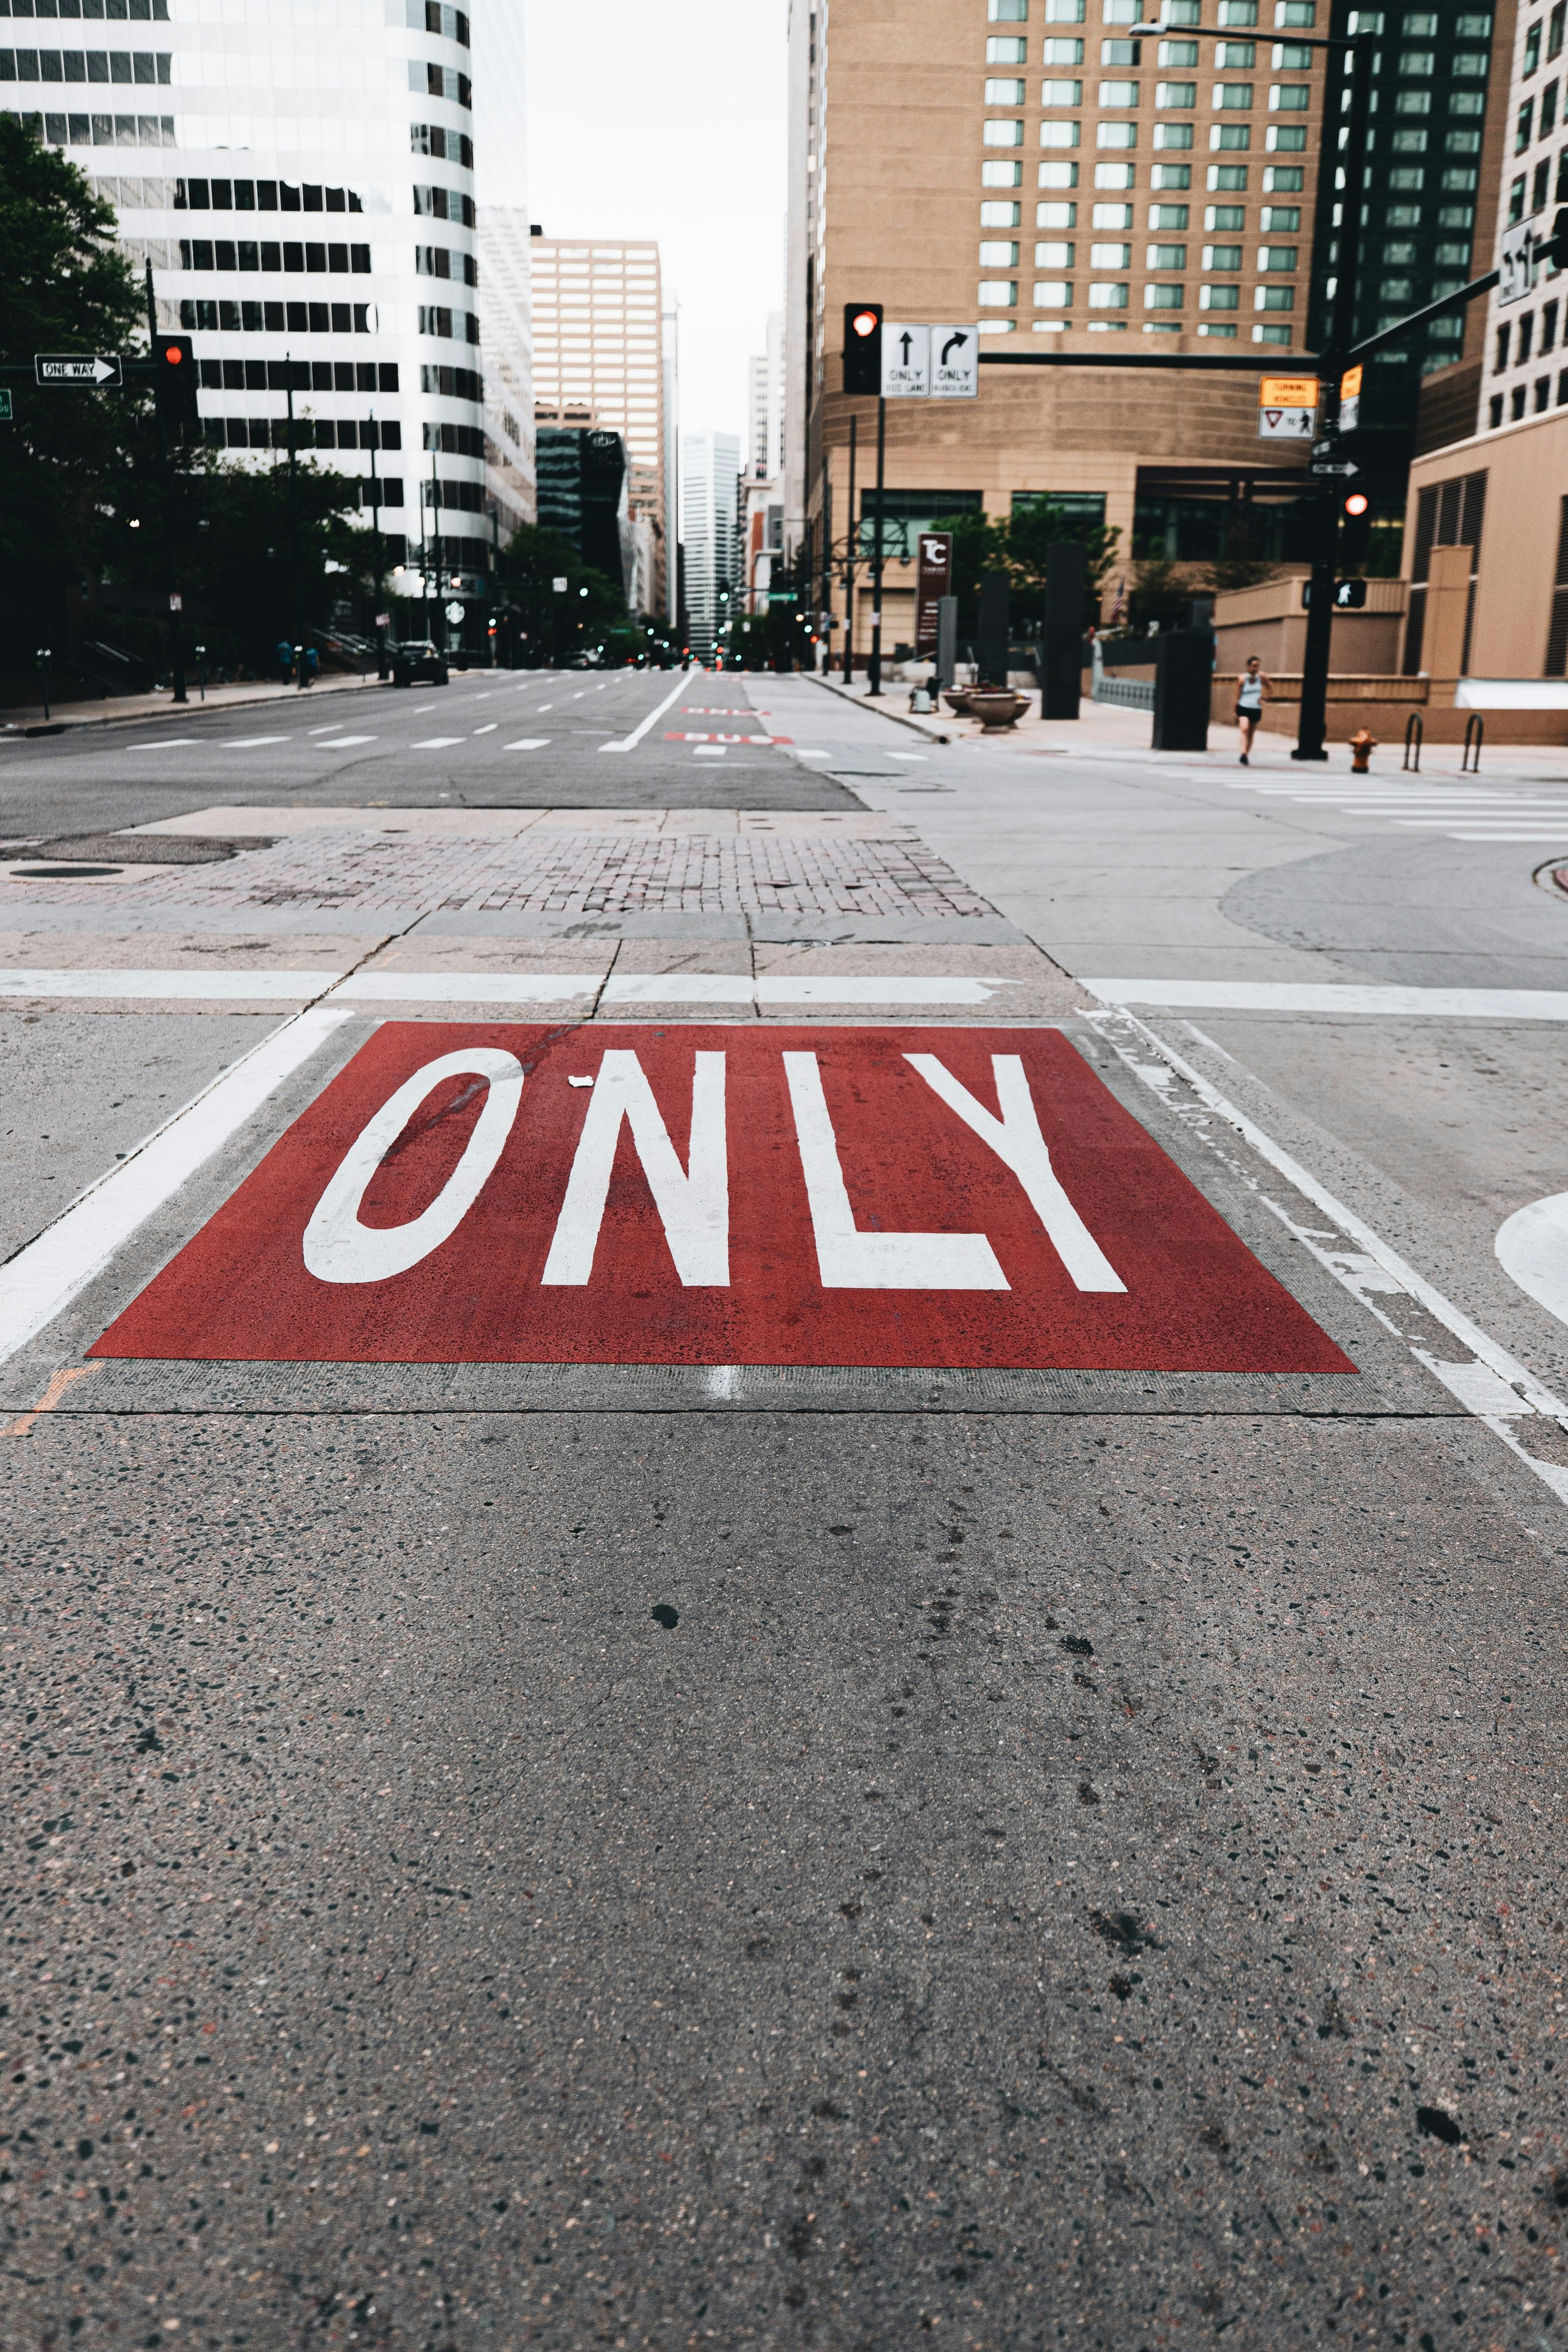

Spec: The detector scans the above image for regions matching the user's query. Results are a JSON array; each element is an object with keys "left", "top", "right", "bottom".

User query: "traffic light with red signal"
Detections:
[
  {"left": 155, "top": 334, "right": 200, "bottom": 428},
  {"left": 843, "top": 302, "right": 883, "bottom": 395},
  {"left": 1339, "top": 487, "right": 1372, "bottom": 570}
]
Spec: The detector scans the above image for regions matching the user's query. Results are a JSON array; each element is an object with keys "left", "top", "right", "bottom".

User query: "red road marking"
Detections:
[{"left": 91, "top": 1025, "right": 1354, "bottom": 1373}]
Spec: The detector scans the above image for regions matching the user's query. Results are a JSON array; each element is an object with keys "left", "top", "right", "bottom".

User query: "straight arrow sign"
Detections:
[
  {"left": 880, "top": 322, "right": 930, "bottom": 397},
  {"left": 35, "top": 354, "right": 122, "bottom": 387}
]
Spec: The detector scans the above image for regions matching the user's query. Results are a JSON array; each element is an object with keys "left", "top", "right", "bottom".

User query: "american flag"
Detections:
[{"left": 1110, "top": 574, "right": 1126, "bottom": 625}]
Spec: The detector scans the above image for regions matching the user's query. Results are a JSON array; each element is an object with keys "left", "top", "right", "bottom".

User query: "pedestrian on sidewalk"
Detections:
[
  {"left": 302, "top": 644, "right": 319, "bottom": 688},
  {"left": 1236, "top": 655, "right": 1271, "bottom": 764},
  {"left": 276, "top": 638, "right": 293, "bottom": 685}
]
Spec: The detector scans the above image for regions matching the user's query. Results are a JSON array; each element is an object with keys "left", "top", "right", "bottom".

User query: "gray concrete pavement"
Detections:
[{"left": 5, "top": 671, "right": 1568, "bottom": 2349}]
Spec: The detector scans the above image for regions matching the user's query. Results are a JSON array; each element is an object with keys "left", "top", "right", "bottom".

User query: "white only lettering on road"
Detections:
[{"left": 541, "top": 1050, "right": 730, "bottom": 1287}]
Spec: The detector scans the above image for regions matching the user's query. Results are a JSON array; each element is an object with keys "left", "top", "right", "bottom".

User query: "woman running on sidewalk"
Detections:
[{"left": 1236, "top": 655, "right": 1271, "bottom": 764}]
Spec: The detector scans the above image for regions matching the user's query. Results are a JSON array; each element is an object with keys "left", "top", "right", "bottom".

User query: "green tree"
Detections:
[
  {"left": 1125, "top": 557, "right": 1193, "bottom": 634},
  {"left": 495, "top": 521, "right": 626, "bottom": 664},
  {"left": 1004, "top": 500, "right": 1122, "bottom": 627},
  {"left": 0, "top": 117, "right": 145, "bottom": 690},
  {"left": 927, "top": 510, "right": 1011, "bottom": 638}
]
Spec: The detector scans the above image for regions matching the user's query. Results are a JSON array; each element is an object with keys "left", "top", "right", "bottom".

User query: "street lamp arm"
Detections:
[
  {"left": 1343, "top": 267, "right": 1501, "bottom": 365},
  {"left": 1125, "top": 22, "right": 1371, "bottom": 47}
]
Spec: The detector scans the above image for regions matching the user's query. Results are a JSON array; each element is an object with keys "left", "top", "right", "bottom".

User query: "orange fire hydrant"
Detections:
[{"left": 1349, "top": 728, "right": 1377, "bottom": 773}]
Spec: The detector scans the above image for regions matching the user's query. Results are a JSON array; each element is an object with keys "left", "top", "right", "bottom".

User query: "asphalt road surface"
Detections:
[{"left": 5, "top": 671, "right": 1568, "bottom": 2350}]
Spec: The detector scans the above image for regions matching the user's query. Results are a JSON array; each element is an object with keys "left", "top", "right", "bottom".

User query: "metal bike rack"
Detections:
[
  {"left": 1461, "top": 712, "right": 1484, "bottom": 773},
  {"left": 1402, "top": 712, "right": 1423, "bottom": 772}
]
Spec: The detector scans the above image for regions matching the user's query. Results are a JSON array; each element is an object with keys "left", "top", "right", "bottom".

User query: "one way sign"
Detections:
[{"left": 36, "top": 354, "right": 122, "bottom": 387}]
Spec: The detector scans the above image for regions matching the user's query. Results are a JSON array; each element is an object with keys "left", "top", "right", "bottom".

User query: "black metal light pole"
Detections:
[
  {"left": 842, "top": 412, "right": 857, "bottom": 680},
  {"left": 867, "top": 393, "right": 887, "bottom": 695},
  {"left": 144, "top": 260, "right": 187, "bottom": 704},
  {"left": 36, "top": 646, "right": 51, "bottom": 723},
  {"left": 1294, "top": 33, "right": 1374, "bottom": 761},
  {"left": 285, "top": 352, "right": 306, "bottom": 689}
]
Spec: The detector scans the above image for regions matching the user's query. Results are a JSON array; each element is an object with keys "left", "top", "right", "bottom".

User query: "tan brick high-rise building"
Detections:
[
  {"left": 786, "top": 0, "right": 1339, "bottom": 651},
  {"left": 528, "top": 236, "right": 668, "bottom": 616}
]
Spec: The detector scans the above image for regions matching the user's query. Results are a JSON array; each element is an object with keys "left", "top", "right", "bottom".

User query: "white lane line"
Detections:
[
  {"left": 600, "top": 670, "right": 692, "bottom": 754},
  {"left": 223, "top": 736, "right": 289, "bottom": 749},
  {"left": 333, "top": 972, "right": 597, "bottom": 1003},
  {"left": 503, "top": 737, "right": 551, "bottom": 750},
  {"left": 473, "top": 723, "right": 498, "bottom": 735},
  {"left": 0, "top": 1008, "right": 353, "bottom": 1370},
  {"left": 600, "top": 974, "right": 1019, "bottom": 1006},
  {"left": 1084, "top": 979, "right": 1568, "bottom": 1020},
  {"left": 536, "top": 703, "right": 554, "bottom": 710},
  {"left": 125, "top": 739, "right": 199, "bottom": 750},
  {"left": 410, "top": 736, "right": 465, "bottom": 749},
  {"left": 0, "top": 970, "right": 346, "bottom": 1000},
  {"left": 1093, "top": 1009, "right": 1568, "bottom": 1507},
  {"left": 313, "top": 734, "right": 377, "bottom": 749},
  {"left": 307, "top": 724, "right": 342, "bottom": 735},
  {"left": 1442, "top": 831, "right": 1568, "bottom": 843}
]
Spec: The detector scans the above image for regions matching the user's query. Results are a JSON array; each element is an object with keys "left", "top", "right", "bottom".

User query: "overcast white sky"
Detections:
[{"left": 522, "top": 0, "right": 788, "bottom": 444}]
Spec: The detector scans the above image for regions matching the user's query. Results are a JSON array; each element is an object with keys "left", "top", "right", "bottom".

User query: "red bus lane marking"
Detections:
[{"left": 89, "top": 1024, "right": 1354, "bottom": 1373}]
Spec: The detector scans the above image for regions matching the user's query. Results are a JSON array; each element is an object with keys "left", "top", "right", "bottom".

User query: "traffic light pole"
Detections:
[
  {"left": 867, "top": 396, "right": 887, "bottom": 696},
  {"left": 842, "top": 413, "right": 857, "bottom": 681},
  {"left": 144, "top": 261, "right": 187, "bottom": 706},
  {"left": 1293, "top": 34, "right": 1373, "bottom": 761}
]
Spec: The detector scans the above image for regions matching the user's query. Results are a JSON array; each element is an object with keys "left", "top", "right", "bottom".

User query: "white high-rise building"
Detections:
[
  {"left": 528, "top": 236, "right": 669, "bottom": 619},
  {"left": 680, "top": 430, "right": 739, "bottom": 658},
  {"left": 747, "top": 309, "right": 785, "bottom": 481},
  {"left": 474, "top": 2, "right": 533, "bottom": 543},
  {"left": 2, "top": 0, "right": 523, "bottom": 633}
]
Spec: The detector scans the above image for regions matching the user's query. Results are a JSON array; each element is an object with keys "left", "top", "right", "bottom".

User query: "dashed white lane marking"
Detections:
[
  {"left": 889, "top": 752, "right": 926, "bottom": 762},
  {"left": 473, "top": 724, "right": 498, "bottom": 735},
  {"left": 0, "top": 1007, "right": 353, "bottom": 1370},
  {"left": 536, "top": 703, "right": 554, "bottom": 710},
  {"left": 223, "top": 736, "right": 289, "bottom": 749},
  {"left": 0, "top": 971, "right": 344, "bottom": 1000},
  {"left": 409, "top": 737, "right": 465, "bottom": 749},
  {"left": 1093, "top": 1009, "right": 1568, "bottom": 1507},
  {"left": 1086, "top": 979, "right": 1568, "bottom": 1020},
  {"left": 125, "top": 739, "right": 199, "bottom": 749},
  {"left": 694, "top": 746, "right": 726, "bottom": 757},
  {"left": 503, "top": 738, "right": 551, "bottom": 750},
  {"left": 313, "top": 734, "right": 376, "bottom": 748},
  {"left": 601, "top": 671, "right": 693, "bottom": 754}
]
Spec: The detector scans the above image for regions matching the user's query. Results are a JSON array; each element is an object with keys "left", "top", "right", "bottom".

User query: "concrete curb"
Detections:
[
  {"left": 0, "top": 669, "right": 386, "bottom": 741},
  {"left": 802, "top": 670, "right": 954, "bottom": 745}
]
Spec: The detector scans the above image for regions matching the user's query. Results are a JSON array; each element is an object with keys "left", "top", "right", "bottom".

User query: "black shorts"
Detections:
[{"left": 1235, "top": 703, "right": 1261, "bottom": 721}]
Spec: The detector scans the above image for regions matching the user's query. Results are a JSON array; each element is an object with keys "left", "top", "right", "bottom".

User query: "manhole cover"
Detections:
[{"left": 10, "top": 864, "right": 125, "bottom": 879}]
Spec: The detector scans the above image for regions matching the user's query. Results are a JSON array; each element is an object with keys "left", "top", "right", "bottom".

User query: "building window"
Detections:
[
  {"left": 1204, "top": 241, "right": 1242, "bottom": 267},
  {"left": 1042, "top": 37, "right": 1086, "bottom": 61},
  {"left": 1275, "top": 0, "right": 1314, "bottom": 19},
  {"left": 1094, "top": 160, "right": 1136, "bottom": 186},
  {"left": 1043, "top": 0, "right": 1085, "bottom": 16},
  {"left": 1521, "top": 312, "right": 1537, "bottom": 364},
  {"left": 1088, "top": 283, "right": 1129, "bottom": 307},
  {"left": 987, "top": 35, "right": 1029, "bottom": 60},
  {"left": 1150, "top": 201, "right": 1189, "bottom": 226},
  {"left": 1518, "top": 100, "right": 1535, "bottom": 153},
  {"left": 1093, "top": 201, "right": 1133, "bottom": 225},
  {"left": 977, "top": 278, "right": 1019, "bottom": 303},
  {"left": 1145, "top": 281, "right": 1184, "bottom": 305},
  {"left": 1488, "top": 393, "right": 1504, "bottom": 427},
  {"left": 1038, "top": 158, "right": 1080, "bottom": 185},
  {"left": 1200, "top": 281, "right": 1240, "bottom": 306},
  {"left": 1255, "top": 283, "right": 1294, "bottom": 307},
  {"left": 1259, "top": 242, "right": 1297, "bottom": 270},
  {"left": 1156, "top": 79, "right": 1196, "bottom": 105},
  {"left": 1033, "top": 278, "right": 1073, "bottom": 304},
  {"left": 1042, "top": 77, "right": 1084, "bottom": 102},
  {"left": 1213, "top": 81, "right": 1254, "bottom": 107},
  {"left": 985, "top": 159, "right": 1026, "bottom": 183},
  {"left": 1097, "top": 119, "right": 1138, "bottom": 145},
  {"left": 1210, "top": 162, "right": 1249, "bottom": 188},
  {"left": 1145, "top": 240, "right": 1186, "bottom": 266},
  {"left": 1090, "top": 238, "right": 1132, "bottom": 264},
  {"left": 985, "top": 76, "right": 1027, "bottom": 101},
  {"left": 989, "top": 0, "right": 1030, "bottom": 16},
  {"left": 979, "top": 238, "right": 1021, "bottom": 263},
  {"left": 1538, "top": 376, "right": 1553, "bottom": 411},
  {"left": 1526, "top": 18, "right": 1544, "bottom": 76},
  {"left": 985, "top": 118, "right": 1026, "bottom": 142},
  {"left": 1211, "top": 123, "right": 1252, "bottom": 148},
  {"left": 1035, "top": 237, "right": 1075, "bottom": 262},
  {"left": 1036, "top": 200, "right": 1076, "bottom": 224},
  {"left": 1098, "top": 78, "right": 1140, "bottom": 103},
  {"left": 1269, "top": 82, "right": 1310, "bottom": 109},
  {"left": 1495, "top": 322, "right": 1511, "bottom": 372},
  {"left": 1545, "top": 300, "right": 1560, "bottom": 354},
  {"left": 1151, "top": 159, "right": 1192, "bottom": 185},
  {"left": 1153, "top": 120, "right": 1194, "bottom": 145},
  {"left": 1040, "top": 119, "right": 1081, "bottom": 144},
  {"left": 1159, "top": 39, "right": 1199, "bottom": 64}
]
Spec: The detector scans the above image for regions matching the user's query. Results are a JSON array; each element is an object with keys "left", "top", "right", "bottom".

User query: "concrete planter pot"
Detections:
[{"left": 964, "top": 690, "right": 1030, "bottom": 730}]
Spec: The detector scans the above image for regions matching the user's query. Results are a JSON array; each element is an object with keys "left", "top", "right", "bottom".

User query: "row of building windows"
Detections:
[
  {"left": 176, "top": 178, "right": 364, "bottom": 213},
  {"left": 179, "top": 298, "right": 377, "bottom": 334},
  {"left": 1495, "top": 304, "right": 1563, "bottom": 372},
  {"left": 988, "top": 0, "right": 1320, "bottom": 22},
  {"left": 1488, "top": 372, "right": 1568, "bottom": 426},
  {"left": 993, "top": 156, "right": 1305, "bottom": 189},
  {"left": 416, "top": 303, "right": 478, "bottom": 342},
  {"left": 987, "top": 34, "right": 1326, "bottom": 61},
  {"left": 1510, "top": 141, "right": 1568, "bottom": 219},
  {"left": 997, "top": 278, "right": 1298, "bottom": 305},
  {"left": 412, "top": 183, "right": 473, "bottom": 224},
  {"left": 409, "top": 120, "right": 471, "bottom": 166},
  {"left": 424, "top": 420, "right": 484, "bottom": 455},
  {"left": 390, "top": 0, "right": 468, "bottom": 46},
  {"left": 982, "top": 235, "right": 1299, "bottom": 264},
  {"left": 0, "top": 0, "right": 167, "bottom": 16},
  {"left": 206, "top": 416, "right": 401, "bottom": 454},
  {"left": 7, "top": 103, "right": 168, "bottom": 138},
  {"left": 408, "top": 59, "right": 468, "bottom": 108},
  {"left": 198, "top": 358, "right": 398, "bottom": 393},
  {"left": 414, "top": 244, "right": 476, "bottom": 285},
  {"left": 1522, "top": 3, "right": 1565, "bottom": 76},
  {"left": 994, "top": 117, "right": 1310, "bottom": 147},
  {"left": 0, "top": 45, "right": 165, "bottom": 78},
  {"left": 179, "top": 239, "right": 372, "bottom": 274},
  {"left": 421, "top": 361, "right": 481, "bottom": 403},
  {"left": 983, "top": 197, "right": 1303, "bottom": 229}
]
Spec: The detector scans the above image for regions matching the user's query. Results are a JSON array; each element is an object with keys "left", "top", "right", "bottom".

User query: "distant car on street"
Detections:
[{"left": 388, "top": 640, "right": 449, "bottom": 688}]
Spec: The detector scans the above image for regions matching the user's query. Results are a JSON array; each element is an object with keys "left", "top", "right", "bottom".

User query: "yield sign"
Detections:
[{"left": 92, "top": 1025, "right": 1353, "bottom": 1373}]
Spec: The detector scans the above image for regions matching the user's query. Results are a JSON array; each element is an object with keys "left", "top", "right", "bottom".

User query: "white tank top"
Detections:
[{"left": 1238, "top": 674, "right": 1263, "bottom": 711}]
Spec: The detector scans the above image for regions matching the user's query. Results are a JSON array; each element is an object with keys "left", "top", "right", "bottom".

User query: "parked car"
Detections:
[{"left": 389, "top": 640, "right": 449, "bottom": 688}]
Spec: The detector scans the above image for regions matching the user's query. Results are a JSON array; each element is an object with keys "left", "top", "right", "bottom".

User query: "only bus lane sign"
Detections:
[{"left": 91, "top": 1024, "right": 1354, "bottom": 1373}]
